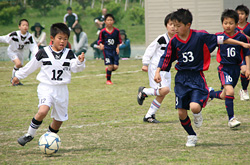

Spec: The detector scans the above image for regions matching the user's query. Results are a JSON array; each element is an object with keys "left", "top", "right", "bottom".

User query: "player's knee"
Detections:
[
  {"left": 190, "top": 103, "right": 201, "bottom": 114},
  {"left": 159, "top": 87, "right": 170, "bottom": 96},
  {"left": 15, "top": 62, "right": 22, "bottom": 68},
  {"left": 178, "top": 109, "right": 187, "bottom": 120}
]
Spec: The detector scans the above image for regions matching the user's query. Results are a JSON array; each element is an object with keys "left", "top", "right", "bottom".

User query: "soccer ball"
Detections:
[{"left": 38, "top": 132, "right": 61, "bottom": 155}]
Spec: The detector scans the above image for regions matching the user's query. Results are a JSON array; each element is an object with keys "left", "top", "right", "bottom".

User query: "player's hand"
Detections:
[
  {"left": 242, "top": 43, "right": 250, "bottom": 49},
  {"left": 141, "top": 65, "right": 148, "bottom": 72},
  {"left": 12, "top": 77, "right": 20, "bottom": 86},
  {"left": 78, "top": 52, "right": 85, "bottom": 62},
  {"left": 99, "top": 44, "right": 104, "bottom": 50},
  {"left": 154, "top": 70, "right": 161, "bottom": 83},
  {"left": 245, "top": 69, "right": 250, "bottom": 80},
  {"left": 116, "top": 47, "right": 119, "bottom": 55}
]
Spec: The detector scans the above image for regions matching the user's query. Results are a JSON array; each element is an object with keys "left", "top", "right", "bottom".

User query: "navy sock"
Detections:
[
  {"left": 225, "top": 95, "right": 234, "bottom": 120},
  {"left": 180, "top": 116, "right": 196, "bottom": 135},
  {"left": 107, "top": 70, "right": 112, "bottom": 81},
  {"left": 241, "top": 73, "right": 249, "bottom": 90},
  {"left": 48, "top": 125, "right": 59, "bottom": 133},
  {"left": 210, "top": 90, "right": 222, "bottom": 99}
]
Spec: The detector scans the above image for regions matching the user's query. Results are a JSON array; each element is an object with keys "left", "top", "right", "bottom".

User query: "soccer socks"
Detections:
[
  {"left": 48, "top": 125, "right": 59, "bottom": 134},
  {"left": 225, "top": 95, "right": 234, "bottom": 120},
  {"left": 210, "top": 90, "right": 222, "bottom": 99},
  {"left": 240, "top": 73, "right": 249, "bottom": 90},
  {"left": 143, "top": 88, "right": 160, "bottom": 96},
  {"left": 12, "top": 66, "right": 19, "bottom": 78},
  {"left": 180, "top": 116, "right": 196, "bottom": 136},
  {"left": 27, "top": 117, "right": 42, "bottom": 137},
  {"left": 106, "top": 69, "right": 112, "bottom": 81},
  {"left": 145, "top": 99, "right": 161, "bottom": 118}
]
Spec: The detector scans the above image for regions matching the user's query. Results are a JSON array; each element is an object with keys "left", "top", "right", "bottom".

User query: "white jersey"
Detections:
[
  {"left": 0, "top": 30, "right": 38, "bottom": 62},
  {"left": 15, "top": 46, "right": 85, "bottom": 85},
  {"left": 142, "top": 33, "right": 170, "bottom": 68}
]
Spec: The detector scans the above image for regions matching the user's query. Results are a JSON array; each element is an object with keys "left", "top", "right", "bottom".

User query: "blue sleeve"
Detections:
[
  {"left": 119, "top": 39, "right": 130, "bottom": 49},
  {"left": 158, "top": 40, "right": 176, "bottom": 71}
]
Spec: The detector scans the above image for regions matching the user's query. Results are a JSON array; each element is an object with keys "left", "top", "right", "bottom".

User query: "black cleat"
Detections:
[
  {"left": 143, "top": 115, "right": 160, "bottom": 123},
  {"left": 17, "top": 134, "right": 33, "bottom": 146},
  {"left": 13, "top": 82, "right": 23, "bottom": 86},
  {"left": 137, "top": 86, "right": 148, "bottom": 105}
]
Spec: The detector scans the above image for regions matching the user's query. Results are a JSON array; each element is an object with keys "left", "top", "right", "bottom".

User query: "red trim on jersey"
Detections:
[
  {"left": 216, "top": 45, "right": 222, "bottom": 63},
  {"left": 98, "top": 29, "right": 104, "bottom": 45},
  {"left": 224, "top": 31, "right": 240, "bottom": 38},
  {"left": 175, "top": 29, "right": 193, "bottom": 43},
  {"left": 105, "top": 27, "right": 115, "bottom": 35},
  {"left": 200, "top": 71, "right": 209, "bottom": 107},
  {"left": 203, "top": 44, "right": 211, "bottom": 71},
  {"left": 218, "top": 64, "right": 225, "bottom": 86},
  {"left": 237, "top": 22, "right": 250, "bottom": 30},
  {"left": 161, "top": 39, "right": 173, "bottom": 70}
]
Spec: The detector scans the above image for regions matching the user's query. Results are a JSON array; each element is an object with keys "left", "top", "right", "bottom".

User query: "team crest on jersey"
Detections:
[{"left": 63, "top": 66, "right": 70, "bottom": 71}]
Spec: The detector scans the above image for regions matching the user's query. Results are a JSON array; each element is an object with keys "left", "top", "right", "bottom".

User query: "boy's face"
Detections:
[
  {"left": 67, "top": 9, "right": 72, "bottom": 15},
  {"left": 19, "top": 21, "right": 29, "bottom": 34},
  {"left": 237, "top": 10, "right": 248, "bottom": 23},
  {"left": 50, "top": 32, "right": 69, "bottom": 51},
  {"left": 75, "top": 28, "right": 81, "bottom": 34},
  {"left": 222, "top": 17, "right": 238, "bottom": 35},
  {"left": 105, "top": 17, "right": 114, "bottom": 28},
  {"left": 166, "top": 20, "right": 176, "bottom": 36},
  {"left": 174, "top": 20, "right": 190, "bottom": 37}
]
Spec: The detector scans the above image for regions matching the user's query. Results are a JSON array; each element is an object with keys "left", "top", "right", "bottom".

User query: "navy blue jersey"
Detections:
[
  {"left": 98, "top": 27, "right": 122, "bottom": 50},
  {"left": 216, "top": 31, "right": 250, "bottom": 65},
  {"left": 236, "top": 22, "right": 250, "bottom": 36},
  {"left": 158, "top": 29, "right": 228, "bottom": 72}
]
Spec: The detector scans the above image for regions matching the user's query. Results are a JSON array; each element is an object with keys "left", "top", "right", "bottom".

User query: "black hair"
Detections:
[
  {"left": 50, "top": 23, "right": 70, "bottom": 38},
  {"left": 221, "top": 9, "right": 239, "bottom": 24},
  {"left": 105, "top": 13, "right": 115, "bottom": 21},
  {"left": 172, "top": 8, "right": 192, "bottom": 25},
  {"left": 235, "top": 4, "right": 249, "bottom": 21},
  {"left": 67, "top": 6, "right": 72, "bottom": 11},
  {"left": 164, "top": 12, "right": 174, "bottom": 26},
  {"left": 73, "top": 23, "right": 82, "bottom": 34},
  {"left": 19, "top": 19, "right": 29, "bottom": 26}
]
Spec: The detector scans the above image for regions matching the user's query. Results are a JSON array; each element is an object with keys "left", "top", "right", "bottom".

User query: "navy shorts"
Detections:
[
  {"left": 175, "top": 71, "right": 209, "bottom": 110},
  {"left": 218, "top": 64, "right": 240, "bottom": 88},
  {"left": 103, "top": 49, "right": 119, "bottom": 65}
]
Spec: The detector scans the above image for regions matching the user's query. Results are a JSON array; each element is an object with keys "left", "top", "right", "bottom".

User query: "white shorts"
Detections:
[
  {"left": 148, "top": 64, "right": 171, "bottom": 90},
  {"left": 37, "top": 83, "right": 69, "bottom": 121},
  {"left": 8, "top": 49, "right": 24, "bottom": 64}
]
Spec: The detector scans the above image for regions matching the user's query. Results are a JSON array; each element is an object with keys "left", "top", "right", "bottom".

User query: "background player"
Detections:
[
  {"left": 64, "top": 6, "right": 78, "bottom": 31},
  {"left": 13, "top": 23, "right": 86, "bottom": 146},
  {"left": 209, "top": 9, "right": 250, "bottom": 128},
  {"left": 0, "top": 19, "right": 38, "bottom": 85},
  {"left": 235, "top": 4, "right": 250, "bottom": 101},
  {"left": 154, "top": 8, "right": 250, "bottom": 147},
  {"left": 137, "top": 13, "right": 175, "bottom": 123},
  {"left": 98, "top": 13, "right": 122, "bottom": 85}
]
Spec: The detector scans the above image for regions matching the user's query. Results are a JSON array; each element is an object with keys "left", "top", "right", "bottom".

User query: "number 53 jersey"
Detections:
[
  {"left": 15, "top": 46, "right": 85, "bottom": 85},
  {"left": 158, "top": 29, "right": 229, "bottom": 72}
]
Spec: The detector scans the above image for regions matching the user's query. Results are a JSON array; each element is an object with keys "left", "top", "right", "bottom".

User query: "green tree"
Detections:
[{"left": 27, "top": 0, "right": 61, "bottom": 16}]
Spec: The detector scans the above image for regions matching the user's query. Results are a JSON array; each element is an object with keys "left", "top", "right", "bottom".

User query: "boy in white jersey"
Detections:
[
  {"left": 12, "top": 23, "right": 86, "bottom": 146},
  {"left": 0, "top": 19, "right": 38, "bottom": 85},
  {"left": 137, "top": 13, "right": 175, "bottom": 123}
]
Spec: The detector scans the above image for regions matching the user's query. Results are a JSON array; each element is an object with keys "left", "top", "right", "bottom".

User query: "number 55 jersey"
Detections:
[
  {"left": 15, "top": 45, "right": 85, "bottom": 85},
  {"left": 158, "top": 29, "right": 229, "bottom": 72}
]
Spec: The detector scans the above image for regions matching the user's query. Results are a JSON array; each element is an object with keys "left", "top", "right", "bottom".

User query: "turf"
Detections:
[{"left": 0, "top": 58, "right": 250, "bottom": 164}]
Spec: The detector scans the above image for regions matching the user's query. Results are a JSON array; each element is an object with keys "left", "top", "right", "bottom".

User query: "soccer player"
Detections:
[
  {"left": 137, "top": 13, "right": 175, "bottom": 123},
  {"left": 98, "top": 13, "right": 122, "bottom": 85},
  {"left": 0, "top": 19, "right": 38, "bottom": 85},
  {"left": 209, "top": 9, "right": 250, "bottom": 128},
  {"left": 235, "top": 4, "right": 250, "bottom": 100},
  {"left": 13, "top": 23, "right": 86, "bottom": 146},
  {"left": 154, "top": 8, "right": 250, "bottom": 147}
]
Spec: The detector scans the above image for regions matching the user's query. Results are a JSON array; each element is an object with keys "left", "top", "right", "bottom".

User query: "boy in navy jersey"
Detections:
[
  {"left": 13, "top": 23, "right": 85, "bottom": 146},
  {"left": 236, "top": 4, "right": 250, "bottom": 100},
  {"left": 154, "top": 8, "right": 250, "bottom": 147},
  {"left": 98, "top": 13, "right": 122, "bottom": 85},
  {"left": 209, "top": 9, "right": 250, "bottom": 128}
]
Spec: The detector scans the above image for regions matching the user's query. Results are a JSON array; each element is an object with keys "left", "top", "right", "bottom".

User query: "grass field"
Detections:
[{"left": 0, "top": 58, "right": 250, "bottom": 164}]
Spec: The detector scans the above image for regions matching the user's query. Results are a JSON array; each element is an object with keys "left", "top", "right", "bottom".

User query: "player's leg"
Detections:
[
  {"left": 106, "top": 64, "right": 113, "bottom": 84},
  {"left": 17, "top": 105, "right": 50, "bottom": 146},
  {"left": 190, "top": 102, "right": 203, "bottom": 128},
  {"left": 48, "top": 118, "right": 63, "bottom": 134},
  {"left": 11, "top": 58, "right": 23, "bottom": 85},
  {"left": 239, "top": 65, "right": 249, "bottom": 100}
]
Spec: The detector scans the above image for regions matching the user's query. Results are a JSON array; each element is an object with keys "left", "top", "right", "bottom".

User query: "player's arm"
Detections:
[
  {"left": 69, "top": 50, "right": 86, "bottom": 73},
  {"left": 0, "top": 34, "right": 11, "bottom": 44},
  {"left": 245, "top": 55, "right": 250, "bottom": 79},
  {"left": 223, "top": 38, "right": 250, "bottom": 48},
  {"left": 29, "top": 37, "right": 39, "bottom": 58},
  {"left": 154, "top": 67, "right": 162, "bottom": 83},
  {"left": 116, "top": 44, "right": 119, "bottom": 55}
]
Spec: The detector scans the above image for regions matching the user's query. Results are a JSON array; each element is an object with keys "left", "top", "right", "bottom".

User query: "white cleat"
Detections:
[
  {"left": 228, "top": 117, "right": 241, "bottom": 128},
  {"left": 239, "top": 89, "right": 249, "bottom": 101},
  {"left": 193, "top": 112, "right": 203, "bottom": 128},
  {"left": 186, "top": 135, "right": 197, "bottom": 147}
]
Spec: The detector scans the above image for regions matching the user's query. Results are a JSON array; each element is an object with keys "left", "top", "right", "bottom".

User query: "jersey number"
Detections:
[
  {"left": 18, "top": 45, "right": 24, "bottom": 50},
  {"left": 182, "top": 51, "right": 194, "bottom": 62},
  {"left": 108, "top": 39, "right": 115, "bottom": 45},
  {"left": 227, "top": 47, "right": 236, "bottom": 57},
  {"left": 51, "top": 70, "right": 63, "bottom": 81}
]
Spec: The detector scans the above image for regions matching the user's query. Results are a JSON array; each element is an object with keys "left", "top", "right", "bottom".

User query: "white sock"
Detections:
[
  {"left": 27, "top": 118, "right": 42, "bottom": 137},
  {"left": 145, "top": 99, "right": 161, "bottom": 118},
  {"left": 143, "top": 88, "right": 160, "bottom": 96},
  {"left": 27, "top": 126, "right": 37, "bottom": 137},
  {"left": 12, "top": 67, "right": 19, "bottom": 78}
]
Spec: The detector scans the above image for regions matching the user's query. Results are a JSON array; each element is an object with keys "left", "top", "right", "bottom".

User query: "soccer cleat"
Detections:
[
  {"left": 228, "top": 117, "right": 241, "bottom": 128},
  {"left": 193, "top": 112, "right": 203, "bottom": 128},
  {"left": 17, "top": 133, "right": 34, "bottom": 146},
  {"left": 186, "top": 135, "right": 197, "bottom": 147},
  {"left": 239, "top": 89, "right": 249, "bottom": 101},
  {"left": 137, "top": 86, "right": 148, "bottom": 105},
  {"left": 143, "top": 115, "right": 160, "bottom": 123},
  {"left": 106, "top": 80, "right": 113, "bottom": 85},
  {"left": 13, "top": 82, "right": 23, "bottom": 86}
]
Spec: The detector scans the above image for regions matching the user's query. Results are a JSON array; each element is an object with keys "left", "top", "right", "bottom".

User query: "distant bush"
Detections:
[
  {"left": 0, "top": 5, "right": 20, "bottom": 25},
  {"left": 128, "top": 6, "right": 144, "bottom": 25}
]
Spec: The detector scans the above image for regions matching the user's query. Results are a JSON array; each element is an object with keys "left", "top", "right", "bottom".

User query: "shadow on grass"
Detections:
[{"left": 197, "top": 143, "right": 232, "bottom": 147}]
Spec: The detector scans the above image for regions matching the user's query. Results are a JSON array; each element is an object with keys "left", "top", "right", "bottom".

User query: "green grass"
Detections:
[{"left": 0, "top": 58, "right": 250, "bottom": 164}]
